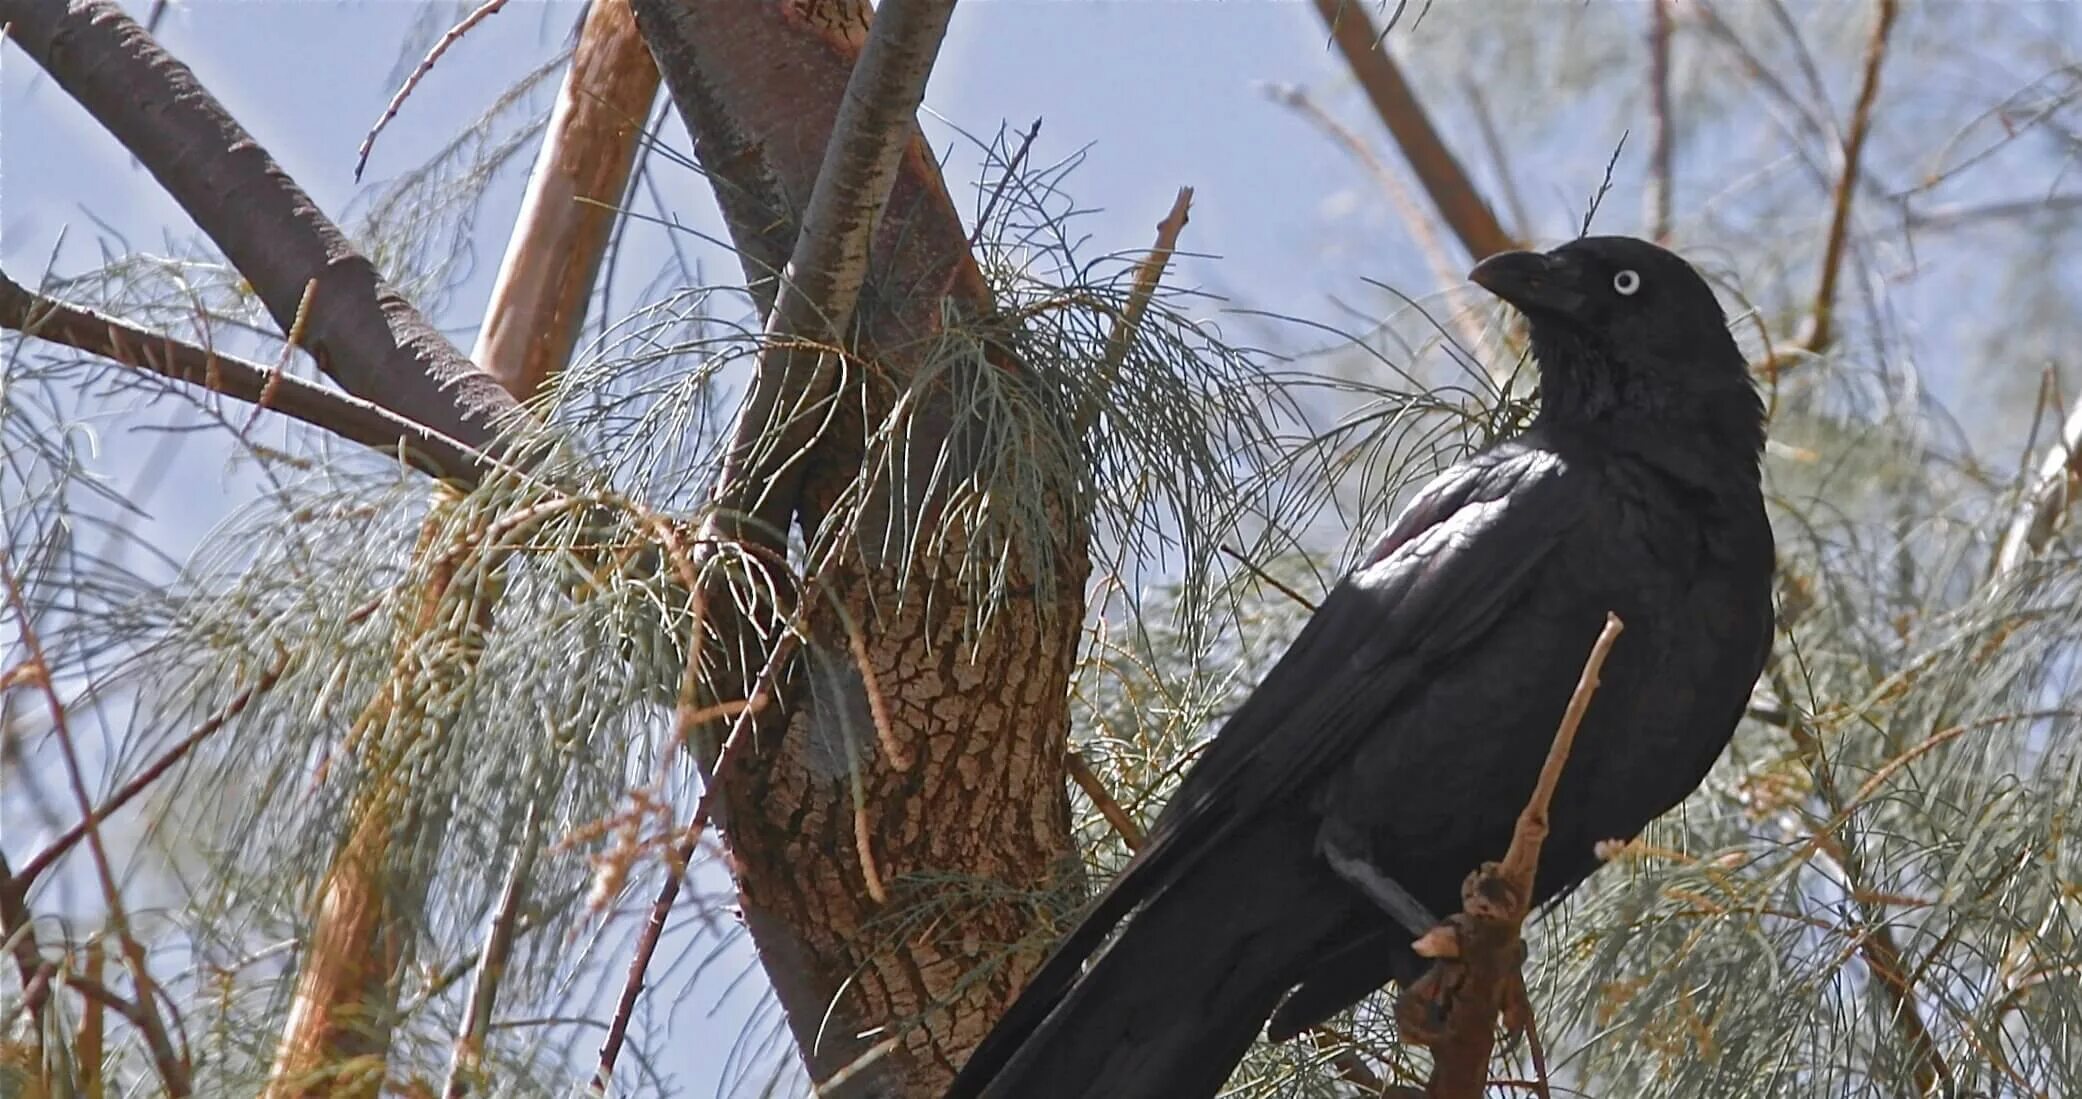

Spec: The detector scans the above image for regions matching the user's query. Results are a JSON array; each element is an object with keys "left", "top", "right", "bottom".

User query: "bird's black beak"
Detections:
[{"left": 1469, "top": 249, "right": 1586, "bottom": 316}]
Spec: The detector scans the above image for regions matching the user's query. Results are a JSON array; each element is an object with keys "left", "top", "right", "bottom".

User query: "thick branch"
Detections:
[
  {"left": 1311, "top": 0, "right": 1516, "bottom": 261},
  {"left": 471, "top": 0, "right": 660, "bottom": 399},
  {"left": 0, "top": 271, "right": 494, "bottom": 485},
  {"left": 710, "top": 0, "right": 961, "bottom": 544},
  {"left": 1, "top": 0, "right": 522, "bottom": 442}
]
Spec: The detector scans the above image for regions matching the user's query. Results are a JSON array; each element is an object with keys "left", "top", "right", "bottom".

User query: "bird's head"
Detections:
[{"left": 1469, "top": 235, "right": 1761, "bottom": 455}]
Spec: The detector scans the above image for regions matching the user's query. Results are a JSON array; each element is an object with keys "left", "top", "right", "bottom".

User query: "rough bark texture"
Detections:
[
  {"left": 2, "top": 0, "right": 519, "bottom": 447},
  {"left": 470, "top": 0, "right": 661, "bottom": 398},
  {"left": 630, "top": 2, "right": 1088, "bottom": 1094}
]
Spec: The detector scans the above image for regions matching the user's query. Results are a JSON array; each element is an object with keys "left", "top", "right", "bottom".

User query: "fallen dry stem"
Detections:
[{"left": 1401, "top": 612, "right": 1623, "bottom": 1099}]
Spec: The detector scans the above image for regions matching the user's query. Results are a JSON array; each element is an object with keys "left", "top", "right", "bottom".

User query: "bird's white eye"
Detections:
[{"left": 1613, "top": 269, "right": 1642, "bottom": 296}]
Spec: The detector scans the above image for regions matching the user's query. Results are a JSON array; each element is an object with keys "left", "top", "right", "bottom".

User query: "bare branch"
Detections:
[
  {"left": 1, "top": 0, "right": 522, "bottom": 443},
  {"left": 0, "top": 270, "right": 496, "bottom": 486},
  {"left": 1081, "top": 186, "right": 1194, "bottom": 432},
  {"left": 1647, "top": 0, "right": 1675, "bottom": 242},
  {"left": 1802, "top": 0, "right": 1899, "bottom": 354},
  {"left": 1311, "top": 0, "right": 1516, "bottom": 261},
  {"left": 1401, "top": 613, "right": 1623, "bottom": 1099},
  {"left": 471, "top": 0, "right": 661, "bottom": 399},
  {"left": 355, "top": 0, "right": 513, "bottom": 181}
]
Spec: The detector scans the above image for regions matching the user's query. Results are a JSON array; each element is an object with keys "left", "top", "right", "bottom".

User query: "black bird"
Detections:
[{"left": 945, "top": 235, "right": 1775, "bottom": 1099}]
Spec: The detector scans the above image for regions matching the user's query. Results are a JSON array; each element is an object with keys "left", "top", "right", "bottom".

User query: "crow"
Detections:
[{"left": 942, "top": 235, "right": 1775, "bottom": 1099}]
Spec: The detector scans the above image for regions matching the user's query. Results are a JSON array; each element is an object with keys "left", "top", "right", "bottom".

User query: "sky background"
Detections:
[{"left": 10, "top": 1, "right": 2082, "bottom": 1095}]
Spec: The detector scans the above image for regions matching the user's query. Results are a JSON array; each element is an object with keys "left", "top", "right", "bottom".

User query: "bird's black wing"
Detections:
[{"left": 948, "top": 440, "right": 1590, "bottom": 1098}]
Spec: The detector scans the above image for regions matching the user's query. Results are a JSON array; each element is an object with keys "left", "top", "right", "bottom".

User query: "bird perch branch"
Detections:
[{"left": 1398, "top": 612, "right": 1624, "bottom": 1099}]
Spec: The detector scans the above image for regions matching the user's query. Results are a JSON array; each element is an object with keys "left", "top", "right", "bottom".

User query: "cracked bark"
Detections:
[{"left": 630, "top": 2, "right": 1087, "bottom": 1093}]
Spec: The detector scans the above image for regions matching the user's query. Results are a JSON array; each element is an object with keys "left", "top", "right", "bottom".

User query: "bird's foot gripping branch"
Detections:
[{"left": 1395, "top": 612, "right": 1626, "bottom": 1099}]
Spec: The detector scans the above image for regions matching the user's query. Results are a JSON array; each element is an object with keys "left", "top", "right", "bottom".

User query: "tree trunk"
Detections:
[{"left": 630, "top": 2, "right": 1088, "bottom": 1093}]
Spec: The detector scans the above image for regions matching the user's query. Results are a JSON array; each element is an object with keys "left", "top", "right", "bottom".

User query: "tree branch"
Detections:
[
  {"left": 1646, "top": 0, "right": 1675, "bottom": 242},
  {"left": 470, "top": 0, "right": 660, "bottom": 398},
  {"left": 707, "top": 0, "right": 961, "bottom": 546},
  {"left": 1994, "top": 388, "right": 2082, "bottom": 577},
  {"left": 0, "top": 270, "right": 496, "bottom": 486},
  {"left": 1, "top": 0, "right": 522, "bottom": 442},
  {"left": 1801, "top": 0, "right": 1898, "bottom": 354},
  {"left": 1311, "top": 0, "right": 1516, "bottom": 261},
  {"left": 1399, "top": 613, "right": 1623, "bottom": 1099}
]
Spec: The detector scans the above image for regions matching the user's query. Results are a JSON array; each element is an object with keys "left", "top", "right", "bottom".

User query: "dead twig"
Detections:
[
  {"left": 355, "top": 0, "right": 512, "bottom": 180},
  {"left": 1081, "top": 186, "right": 1193, "bottom": 433},
  {"left": 1218, "top": 543, "right": 1319, "bottom": 612},
  {"left": 1399, "top": 613, "right": 1623, "bottom": 1099},
  {"left": 1802, "top": 0, "right": 1898, "bottom": 353},
  {"left": 970, "top": 117, "right": 1043, "bottom": 249},
  {"left": 1312, "top": 0, "right": 1515, "bottom": 261},
  {"left": 3, "top": 561, "right": 192, "bottom": 1096}
]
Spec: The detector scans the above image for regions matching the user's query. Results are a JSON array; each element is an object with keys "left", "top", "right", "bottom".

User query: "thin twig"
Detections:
[
  {"left": 1080, "top": 186, "right": 1193, "bottom": 433},
  {"left": 971, "top": 117, "right": 1042, "bottom": 249},
  {"left": 14, "top": 653, "right": 288, "bottom": 889},
  {"left": 1502, "top": 614, "right": 1623, "bottom": 883},
  {"left": 1218, "top": 543, "right": 1318, "bottom": 612},
  {"left": 355, "top": 0, "right": 512, "bottom": 180},
  {"left": 442, "top": 801, "right": 541, "bottom": 1098},
  {"left": 1802, "top": 0, "right": 1898, "bottom": 353},
  {"left": 1647, "top": 0, "right": 1675, "bottom": 242},
  {"left": 1066, "top": 751, "right": 1145, "bottom": 850},
  {"left": 1313, "top": 0, "right": 1515, "bottom": 261},
  {"left": 0, "top": 270, "right": 497, "bottom": 486},
  {"left": 3, "top": 562, "right": 192, "bottom": 1096}
]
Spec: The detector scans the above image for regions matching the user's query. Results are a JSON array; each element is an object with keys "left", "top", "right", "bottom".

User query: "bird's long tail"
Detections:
[{"left": 948, "top": 819, "right": 1355, "bottom": 1099}]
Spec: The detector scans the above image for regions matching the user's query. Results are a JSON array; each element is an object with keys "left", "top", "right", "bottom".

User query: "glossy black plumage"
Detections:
[{"left": 945, "top": 236, "right": 1775, "bottom": 1099}]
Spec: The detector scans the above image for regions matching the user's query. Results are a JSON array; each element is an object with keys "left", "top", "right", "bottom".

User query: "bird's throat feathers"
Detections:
[{"left": 1528, "top": 324, "right": 1766, "bottom": 479}]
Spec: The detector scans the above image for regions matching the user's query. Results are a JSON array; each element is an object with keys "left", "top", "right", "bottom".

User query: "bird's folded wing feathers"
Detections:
[
  {"left": 946, "top": 445, "right": 1587, "bottom": 1099},
  {"left": 1140, "top": 442, "right": 1584, "bottom": 861}
]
